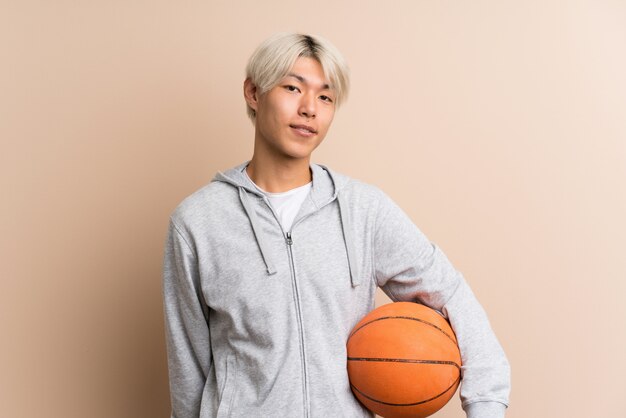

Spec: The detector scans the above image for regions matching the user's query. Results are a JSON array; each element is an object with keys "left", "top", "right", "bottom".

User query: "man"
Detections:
[{"left": 162, "top": 32, "right": 511, "bottom": 418}]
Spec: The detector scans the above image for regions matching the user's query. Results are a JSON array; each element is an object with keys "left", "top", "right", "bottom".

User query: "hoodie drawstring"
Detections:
[
  {"left": 238, "top": 187, "right": 277, "bottom": 275},
  {"left": 237, "top": 186, "right": 360, "bottom": 287},
  {"left": 337, "top": 191, "right": 361, "bottom": 288}
]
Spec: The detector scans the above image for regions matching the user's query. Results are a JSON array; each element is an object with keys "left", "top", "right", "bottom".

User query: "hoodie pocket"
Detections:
[
  {"left": 198, "top": 360, "right": 215, "bottom": 417},
  {"left": 216, "top": 353, "right": 238, "bottom": 418}
]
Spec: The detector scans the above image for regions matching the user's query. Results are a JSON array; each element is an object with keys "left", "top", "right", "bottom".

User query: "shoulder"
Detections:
[
  {"left": 319, "top": 163, "right": 389, "bottom": 209},
  {"left": 169, "top": 180, "right": 235, "bottom": 229},
  {"left": 343, "top": 179, "right": 388, "bottom": 210}
]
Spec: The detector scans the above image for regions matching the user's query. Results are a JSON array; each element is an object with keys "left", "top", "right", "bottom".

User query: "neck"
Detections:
[{"left": 246, "top": 154, "right": 312, "bottom": 193}]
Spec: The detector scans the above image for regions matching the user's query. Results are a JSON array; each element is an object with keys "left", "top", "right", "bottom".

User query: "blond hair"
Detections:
[{"left": 244, "top": 32, "right": 350, "bottom": 124}]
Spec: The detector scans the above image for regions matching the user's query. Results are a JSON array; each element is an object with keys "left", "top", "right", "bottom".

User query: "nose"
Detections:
[{"left": 298, "top": 92, "right": 316, "bottom": 119}]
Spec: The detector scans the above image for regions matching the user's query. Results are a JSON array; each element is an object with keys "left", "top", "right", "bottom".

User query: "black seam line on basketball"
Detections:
[
  {"left": 347, "top": 357, "right": 461, "bottom": 371},
  {"left": 348, "top": 315, "right": 457, "bottom": 345},
  {"left": 350, "top": 374, "right": 462, "bottom": 407}
]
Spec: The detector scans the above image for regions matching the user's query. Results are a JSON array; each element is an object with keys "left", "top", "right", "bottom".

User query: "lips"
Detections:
[{"left": 290, "top": 124, "right": 317, "bottom": 134}]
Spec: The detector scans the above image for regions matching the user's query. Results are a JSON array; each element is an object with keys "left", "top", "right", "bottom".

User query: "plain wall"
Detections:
[{"left": 1, "top": 1, "right": 625, "bottom": 417}]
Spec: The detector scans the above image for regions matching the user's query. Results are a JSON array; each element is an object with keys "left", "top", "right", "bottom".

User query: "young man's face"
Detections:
[{"left": 246, "top": 56, "right": 336, "bottom": 163}]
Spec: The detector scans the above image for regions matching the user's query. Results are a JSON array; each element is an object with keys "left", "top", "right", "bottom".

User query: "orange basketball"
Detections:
[{"left": 347, "top": 302, "right": 462, "bottom": 418}]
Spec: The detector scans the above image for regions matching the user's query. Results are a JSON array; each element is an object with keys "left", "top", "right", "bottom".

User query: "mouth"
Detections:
[{"left": 290, "top": 124, "right": 317, "bottom": 137}]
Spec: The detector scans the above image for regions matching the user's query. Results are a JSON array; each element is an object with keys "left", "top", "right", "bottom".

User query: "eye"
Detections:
[
  {"left": 284, "top": 85, "right": 300, "bottom": 92},
  {"left": 320, "top": 95, "right": 333, "bottom": 103}
]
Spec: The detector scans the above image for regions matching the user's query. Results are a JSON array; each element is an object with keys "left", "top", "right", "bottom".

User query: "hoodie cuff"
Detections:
[{"left": 464, "top": 401, "right": 507, "bottom": 418}]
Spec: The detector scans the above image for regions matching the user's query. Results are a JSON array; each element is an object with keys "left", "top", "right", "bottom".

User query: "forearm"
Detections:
[{"left": 442, "top": 276, "right": 511, "bottom": 416}]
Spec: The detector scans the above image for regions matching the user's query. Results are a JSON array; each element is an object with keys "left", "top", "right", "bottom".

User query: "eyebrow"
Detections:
[{"left": 286, "top": 73, "right": 331, "bottom": 90}]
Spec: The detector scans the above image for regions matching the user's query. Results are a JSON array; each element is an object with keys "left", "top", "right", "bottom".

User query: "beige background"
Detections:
[{"left": 2, "top": 1, "right": 625, "bottom": 417}]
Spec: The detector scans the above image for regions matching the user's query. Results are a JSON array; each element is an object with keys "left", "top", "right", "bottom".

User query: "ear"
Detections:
[{"left": 243, "top": 78, "right": 259, "bottom": 112}]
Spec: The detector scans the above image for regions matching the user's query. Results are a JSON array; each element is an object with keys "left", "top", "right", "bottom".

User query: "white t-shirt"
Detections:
[{"left": 244, "top": 168, "right": 312, "bottom": 233}]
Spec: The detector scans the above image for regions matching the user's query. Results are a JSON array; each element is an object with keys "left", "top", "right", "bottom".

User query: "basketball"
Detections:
[{"left": 346, "top": 302, "right": 462, "bottom": 418}]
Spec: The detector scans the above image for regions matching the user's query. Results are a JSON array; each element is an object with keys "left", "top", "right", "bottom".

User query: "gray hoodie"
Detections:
[{"left": 162, "top": 160, "right": 511, "bottom": 418}]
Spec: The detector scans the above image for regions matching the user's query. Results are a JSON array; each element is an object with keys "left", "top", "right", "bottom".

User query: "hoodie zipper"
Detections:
[
  {"left": 285, "top": 230, "right": 309, "bottom": 418},
  {"left": 260, "top": 196, "right": 310, "bottom": 418}
]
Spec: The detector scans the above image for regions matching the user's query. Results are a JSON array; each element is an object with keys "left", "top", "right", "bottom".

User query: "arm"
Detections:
[
  {"left": 371, "top": 189, "right": 511, "bottom": 418},
  {"left": 162, "top": 218, "right": 212, "bottom": 418}
]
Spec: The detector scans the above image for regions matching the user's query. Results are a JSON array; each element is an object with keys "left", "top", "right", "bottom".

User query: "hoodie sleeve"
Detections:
[
  {"left": 371, "top": 189, "right": 511, "bottom": 418},
  {"left": 162, "top": 218, "right": 212, "bottom": 418}
]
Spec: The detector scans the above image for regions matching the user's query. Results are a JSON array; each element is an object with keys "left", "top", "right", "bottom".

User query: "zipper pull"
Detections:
[{"left": 285, "top": 232, "right": 293, "bottom": 245}]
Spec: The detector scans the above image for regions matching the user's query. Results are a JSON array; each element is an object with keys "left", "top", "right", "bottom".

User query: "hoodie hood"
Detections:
[{"left": 210, "top": 160, "right": 362, "bottom": 287}]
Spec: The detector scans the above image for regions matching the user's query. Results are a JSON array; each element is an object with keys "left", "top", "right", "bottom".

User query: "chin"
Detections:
[
  {"left": 284, "top": 151, "right": 314, "bottom": 161},
  {"left": 280, "top": 143, "right": 318, "bottom": 159}
]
